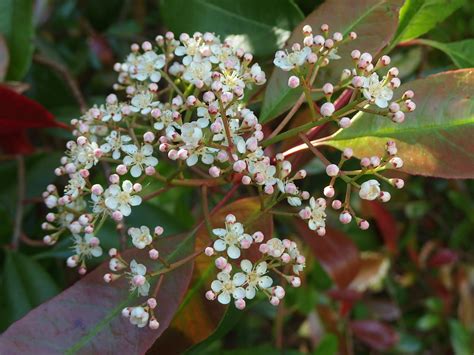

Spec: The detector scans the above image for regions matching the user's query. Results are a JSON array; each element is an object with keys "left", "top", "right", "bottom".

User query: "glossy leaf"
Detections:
[
  {"left": 0, "top": 86, "right": 68, "bottom": 154},
  {"left": 0, "top": 34, "right": 8, "bottom": 81},
  {"left": 0, "top": 0, "right": 34, "bottom": 80},
  {"left": 0, "top": 233, "right": 195, "bottom": 354},
  {"left": 350, "top": 320, "right": 399, "bottom": 351},
  {"left": 295, "top": 220, "right": 360, "bottom": 288},
  {"left": 1, "top": 251, "right": 60, "bottom": 328},
  {"left": 392, "top": 0, "right": 465, "bottom": 45},
  {"left": 325, "top": 69, "right": 474, "bottom": 178},
  {"left": 449, "top": 319, "right": 473, "bottom": 355},
  {"left": 159, "top": 0, "right": 303, "bottom": 57},
  {"left": 419, "top": 39, "right": 474, "bottom": 68},
  {"left": 155, "top": 197, "right": 272, "bottom": 352},
  {"left": 260, "top": 0, "right": 402, "bottom": 123}
]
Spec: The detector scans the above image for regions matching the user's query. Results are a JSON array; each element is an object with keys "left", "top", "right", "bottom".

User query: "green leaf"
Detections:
[
  {"left": 260, "top": 0, "right": 403, "bottom": 123},
  {"left": 418, "top": 39, "right": 474, "bottom": 68},
  {"left": 416, "top": 314, "right": 441, "bottom": 331},
  {"left": 449, "top": 319, "right": 473, "bottom": 355},
  {"left": 324, "top": 69, "right": 474, "bottom": 178},
  {"left": 314, "top": 333, "right": 338, "bottom": 355},
  {"left": 0, "top": 34, "right": 9, "bottom": 81},
  {"left": 159, "top": 0, "right": 303, "bottom": 57},
  {"left": 1, "top": 251, "right": 60, "bottom": 327},
  {"left": 391, "top": 0, "right": 465, "bottom": 45},
  {"left": 0, "top": 0, "right": 34, "bottom": 80}
]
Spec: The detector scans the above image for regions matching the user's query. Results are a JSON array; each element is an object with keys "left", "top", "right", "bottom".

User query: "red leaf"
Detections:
[
  {"left": 0, "top": 233, "right": 194, "bottom": 353},
  {"left": 428, "top": 248, "right": 459, "bottom": 267},
  {"left": 295, "top": 220, "right": 360, "bottom": 288},
  {"left": 350, "top": 320, "right": 399, "bottom": 351},
  {"left": 0, "top": 85, "right": 68, "bottom": 154},
  {"left": 364, "top": 201, "right": 399, "bottom": 253}
]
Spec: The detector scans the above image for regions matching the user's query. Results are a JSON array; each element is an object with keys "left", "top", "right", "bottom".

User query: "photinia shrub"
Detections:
[{"left": 1, "top": 0, "right": 473, "bottom": 353}]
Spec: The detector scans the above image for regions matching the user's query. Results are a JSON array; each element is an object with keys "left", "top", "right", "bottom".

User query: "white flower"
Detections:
[
  {"left": 265, "top": 238, "right": 286, "bottom": 258},
  {"left": 105, "top": 180, "right": 142, "bottom": 216},
  {"left": 129, "top": 259, "right": 150, "bottom": 296},
  {"left": 122, "top": 144, "right": 158, "bottom": 177},
  {"left": 101, "top": 101, "right": 124, "bottom": 122},
  {"left": 65, "top": 173, "right": 86, "bottom": 199},
  {"left": 153, "top": 109, "right": 177, "bottom": 131},
  {"left": 69, "top": 141, "right": 100, "bottom": 169},
  {"left": 304, "top": 197, "right": 326, "bottom": 231},
  {"left": 250, "top": 63, "right": 266, "bottom": 85},
  {"left": 361, "top": 73, "right": 393, "bottom": 108},
  {"left": 129, "top": 306, "right": 149, "bottom": 328},
  {"left": 213, "top": 219, "right": 252, "bottom": 259},
  {"left": 182, "top": 61, "right": 212, "bottom": 87},
  {"left": 72, "top": 233, "right": 102, "bottom": 259},
  {"left": 131, "top": 51, "right": 165, "bottom": 82},
  {"left": 234, "top": 260, "right": 273, "bottom": 299},
  {"left": 130, "top": 91, "right": 159, "bottom": 115},
  {"left": 359, "top": 179, "right": 381, "bottom": 200},
  {"left": 100, "top": 131, "right": 132, "bottom": 160},
  {"left": 211, "top": 271, "right": 245, "bottom": 304},
  {"left": 175, "top": 37, "right": 210, "bottom": 65},
  {"left": 180, "top": 122, "right": 204, "bottom": 148},
  {"left": 273, "top": 47, "right": 311, "bottom": 71},
  {"left": 248, "top": 159, "right": 277, "bottom": 187},
  {"left": 220, "top": 69, "right": 245, "bottom": 93},
  {"left": 129, "top": 226, "right": 153, "bottom": 249}
]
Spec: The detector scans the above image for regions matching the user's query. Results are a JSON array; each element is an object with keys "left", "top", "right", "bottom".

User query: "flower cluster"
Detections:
[
  {"left": 205, "top": 214, "right": 305, "bottom": 309},
  {"left": 38, "top": 24, "right": 416, "bottom": 329}
]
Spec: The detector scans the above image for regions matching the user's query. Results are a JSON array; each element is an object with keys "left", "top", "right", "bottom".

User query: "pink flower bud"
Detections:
[
  {"left": 168, "top": 149, "right": 178, "bottom": 160},
  {"left": 270, "top": 296, "right": 280, "bottom": 306},
  {"left": 143, "top": 131, "right": 155, "bottom": 143},
  {"left": 233, "top": 160, "right": 246, "bottom": 173},
  {"left": 379, "top": 191, "right": 391, "bottom": 203},
  {"left": 352, "top": 76, "right": 364, "bottom": 88},
  {"left": 403, "top": 90, "right": 414, "bottom": 99},
  {"left": 390, "top": 77, "right": 401, "bottom": 88},
  {"left": 389, "top": 102, "right": 400, "bottom": 113},
  {"left": 303, "top": 35, "right": 313, "bottom": 47},
  {"left": 273, "top": 286, "right": 285, "bottom": 299},
  {"left": 332, "top": 200, "right": 342, "bottom": 210},
  {"left": 288, "top": 75, "right": 300, "bottom": 89},
  {"left": 313, "top": 35, "right": 325, "bottom": 46},
  {"left": 240, "top": 238, "right": 252, "bottom": 249},
  {"left": 132, "top": 275, "right": 146, "bottom": 286},
  {"left": 291, "top": 276, "right": 301, "bottom": 288},
  {"left": 302, "top": 25, "right": 312, "bottom": 35},
  {"left": 323, "top": 83, "right": 334, "bottom": 95},
  {"left": 145, "top": 166, "right": 156, "bottom": 175},
  {"left": 324, "top": 39, "right": 334, "bottom": 49},
  {"left": 149, "top": 319, "right": 160, "bottom": 330},
  {"left": 349, "top": 32, "right": 357, "bottom": 40},
  {"left": 360, "top": 157, "right": 371, "bottom": 168},
  {"left": 405, "top": 100, "right": 416, "bottom": 112},
  {"left": 390, "top": 157, "right": 403, "bottom": 168},
  {"left": 215, "top": 257, "right": 228, "bottom": 270},
  {"left": 103, "top": 273, "right": 112, "bottom": 283},
  {"left": 320, "top": 102, "right": 335, "bottom": 117},
  {"left": 390, "top": 178, "right": 404, "bottom": 189},
  {"left": 339, "top": 116, "right": 352, "bottom": 128},
  {"left": 133, "top": 183, "right": 142, "bottom": 192},
  {"left": 321, "top": 23, "right": 329, "bottom": 32},
  {"left": 351, "top": 50, "right": 361, "bottom": 60},
  {"left": 234, "top": 298, "right": 245, "bottom": 310},
  {"left": 122, "top": 307, "right": 131, "bottom": 318},
  {"left": 339, "top": 211, "right": 352, "bottom": 224},
  {"left": 307, "top": 52, "right": 318, "bottom": 64},
  {"left": 370, "top": 156, "right": 381, "bottom": 167},
  {"left": 109, "top": 174, "right": 120, "bottom": 184},
  {"left": 112, "top": 211, "right": 123, "bottom": 221},
  {"left": 264, "top": 184, "right": 274, "bottom": 194},
  {"left": 67, "top": 255, "right": 78, "bottom": 268},
  {"left": 78, "top": 266, "right": 87, "bottom": 275},
  {"left": 333, "top": 32, "right": 343, "bottom": 42},
  {"left": 317, "top": 227, "right": 326, "bottom": 236},
  {"left": 241, "top": 175, "right": 251, "bottom": 185},
  {"left": 205, "top": 290, "right": 216, "bottom": 300},
  {"left": 326, "top": 164, "right": 339, "bottom": 177},
  {"left": 116, "top": 164, "right": 128, "bottom": 175},
  {"left": 359, "top": 220, "right": 370, "bottom": 230},
  {"left": 225, "top": 214, "right": 236, "bottom": 224},
  {"left": 388, "top": 67, "right": 399, "bottom": 77},
  {"left": 323, "top": 186, "right": 335, "bottom": 198},
  {"left": 141, "top": 41, "right": 152, "bottom": 51},
  {"left": 149, "top": 249, "right": 159, "bottom": 260},
  {"left": 147, "top": 298, "right": 157, "bottom": 309},
  {"left": 205, "top": 247, "right": 214, "bottom": 256},
  {"left": 208, "top": 166, "right": 221, "bottom": 178},
  {"left": 252, "top": 231, "right": 264, "bottom": 243},
  {"left": 281, "top": 253, "right": 291, "bottom": 263},
  {"left": 391, "top": 111, "right": 405, "bottom": 123},
  {"left": 259, "top": 243, "right": 269, "bottom": 254}
]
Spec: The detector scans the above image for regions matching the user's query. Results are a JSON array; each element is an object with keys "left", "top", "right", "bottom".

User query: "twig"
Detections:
[
  {"left": 12, "top": 155, "right": 25, "bottom": 250},
  {"left": 20, "top": 233, "right": 46, "bottom": 247},
  {"left": 33, "top": 54, "right": 87, "bottom": 113}
]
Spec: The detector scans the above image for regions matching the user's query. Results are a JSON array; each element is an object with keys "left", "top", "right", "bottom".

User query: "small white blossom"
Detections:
[
  {"left": 131, "top": 51, "right": 166, "bottom": 82},
  {"left": 213, "top": 217, "right": 252, "bottom": 259},
  {"left": 72, "top": 233, "right": 103, "bottom": 259},
  {"left": 211, "top": 271, "right": 245, "bottom": 304},
  {"left": 273, "top": 47, "right": 311, "bottom": 71},
  {"left": 130, "top": 91, "right": 159, "bottom": 115},
  {"left": 122, "top": 144, "right": 158, "bottom": 177},
  {"left": 359, "top": 179, "right": 381, "bottom": 200},
  {"left": 302, "top": 197, "right": 326, "bottom": 231},
  {"left": 129, "top": 306, "right": 149, "bottom": 328},
  {"left": 362, "top": 73, "right": 393, "bottom": 108},
  {"left": 100, "top": 132, "right": 132, "bottom": 160},
  {"left": 129, "top": 259, "right": 150, "bottom": 296},
  {"left": 234, "top": 259, "right": 273, "bottom": 299},
  {"left": 129, "top": 226, "right": 153, "bottom": 249},
  {"left": 105, "top": 180, "right": 142, "bottom": 216}
]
